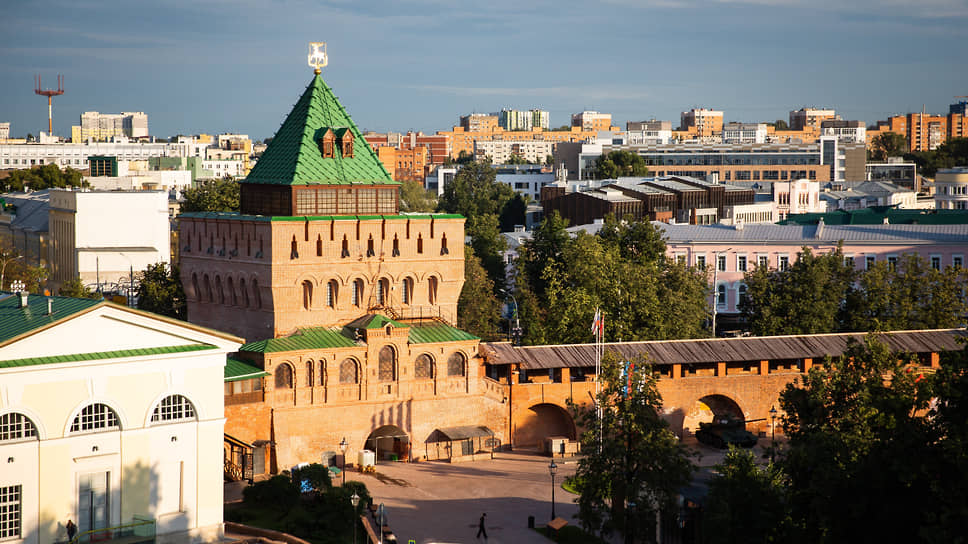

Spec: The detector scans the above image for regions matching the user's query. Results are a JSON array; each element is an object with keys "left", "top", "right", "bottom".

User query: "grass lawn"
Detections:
[
  {"left": 533, "top": 525, "right": 608, "bottom": 544},
  {"left": 562, "top": 476, "right": 580, "bottom": 495}
]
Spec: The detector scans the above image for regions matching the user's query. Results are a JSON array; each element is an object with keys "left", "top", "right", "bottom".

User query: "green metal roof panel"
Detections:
[
  {"left": 240, "top": 327, "right": 359, "bottom": 353},
  {"left": 0, "top": 343, "right": 217, "bottom": 368},
  {"left": 181, "top": 212, "right": 463, "bottom": 222},
  {"left": 0, "top": 293, "right": 103, "bottom": 345},
  {"left": 408, "top": 323, "right": 479, "bottom": 344},
  {"left": 344, "top": 314, "right": 407, "bottom": 331},
  {"left": 225, "top": 356, "right": 270, "bottom": 381},
  {"left": 242, "top": 74, "right": 395, "bottom": 186}
]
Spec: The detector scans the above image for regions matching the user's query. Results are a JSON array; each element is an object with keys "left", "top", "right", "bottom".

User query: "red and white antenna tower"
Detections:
[{"left": 34, "top": 75, "right": 65, "bottom": 135}]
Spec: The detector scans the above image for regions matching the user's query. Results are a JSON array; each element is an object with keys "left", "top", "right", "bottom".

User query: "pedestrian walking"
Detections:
[
  {"left": 477, "top": 512, "right": 487, "bottom": 540},
  {"left": 66, "top": 519, "right": 76, "bottom": 542}
]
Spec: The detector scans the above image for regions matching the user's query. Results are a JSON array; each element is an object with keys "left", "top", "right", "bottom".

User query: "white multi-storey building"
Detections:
[
  {"left": 473, "top": 140, "right": 554, "bottom": 164},
  {"left": 935, "top": 168, "right": 968, "bottom": 210},
  {"left": 820, "top": 120, "right": 866, "bottom": 143},
  {"left": 73, "top": 112, "right": 149, "bottom": 142},
  {"left": 722, "top": 123, "right": 768, "bottom": 144},
  {"left": 498, "top": 108, "right": 550, "bottom": 131},
  {"left": 0, "top": 141, "right": 187, "bottom": 171},
  {"left": 0, "top": 122, "right": 10, "bottom": 141}
]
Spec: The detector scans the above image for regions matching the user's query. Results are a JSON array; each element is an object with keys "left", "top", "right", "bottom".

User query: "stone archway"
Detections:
[
  {"left": 681, "top": 394, "right": 745, "bottom": 439},
  {"left": 365, "top": 425, "right": 410, "bottom": 463},
  {"left": 514, "top": 403, "right": 576, "bottom": 449}
]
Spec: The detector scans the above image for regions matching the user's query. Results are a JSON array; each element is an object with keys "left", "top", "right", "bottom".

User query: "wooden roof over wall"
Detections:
[{"left": 480, "top": 329, "right": 965, "bottom": 370}]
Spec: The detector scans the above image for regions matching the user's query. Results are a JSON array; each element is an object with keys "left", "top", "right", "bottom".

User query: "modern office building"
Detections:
[
  {"left": 0, "top": 141, "right": 185, "bottom": 171},
  {"left": 820, "top": 120, "right": 866, "bottom": 143},
  {"left": 0, "top": 122, "right": 10, "bottom": 141}
]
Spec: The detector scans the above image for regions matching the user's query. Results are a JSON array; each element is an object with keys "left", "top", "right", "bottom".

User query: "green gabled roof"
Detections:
[
  {"left": 408, "top": 323, "right": 479, "bottom": 344},
  {"left": 240, "top": 327, "right": 360, "bottom": 353},
  {"left": 0, "top": 293, "right": 103, "bottom": 346},
  {"left": 225, "top": 356, "right": 270, "bottom": 382},
  {"left": 0, "top": 343, "right": 216, "bottom": 368},
  {"left": 344, "top": 314, "right": 407, "bottom": 331},
  {"left": 243, "top": 74, "right": 396, "bottom": 186}
]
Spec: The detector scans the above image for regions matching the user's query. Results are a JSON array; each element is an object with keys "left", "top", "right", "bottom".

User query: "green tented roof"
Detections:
[
  {"left": 408, "top": 323, "right": 479, "bottom": 344},
  {"left": 0, "top": 293, "right": 103, "bottom": 345},
  {"left": 240, "top": 327, "right": 360, "bottom": 353},
  {"left": 0, "top": 343, "right": 216, "bottom": 368},
  {"left": 243, "top": 74, "right": 396, "bottom": 186},
  {"left": 225, "top": 356, "right": 270, "bottom": 381}
]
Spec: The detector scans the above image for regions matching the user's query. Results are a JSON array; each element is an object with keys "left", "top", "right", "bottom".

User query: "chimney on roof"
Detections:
[
  {"left": 816, "top": 217, "right": 825, "bottom": 238},
  {"left": 46, "top": 297, "right": 53, "bottom": 316}
]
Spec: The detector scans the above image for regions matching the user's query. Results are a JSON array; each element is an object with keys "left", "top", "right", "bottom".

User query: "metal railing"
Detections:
[{"left": 68, "top": 517, "right": 155, "bottom": 544}]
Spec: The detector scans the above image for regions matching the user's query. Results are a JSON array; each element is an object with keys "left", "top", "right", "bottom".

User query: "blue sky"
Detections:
[{"left": 2, "top": 0, "right": 967, "bottom": 140}]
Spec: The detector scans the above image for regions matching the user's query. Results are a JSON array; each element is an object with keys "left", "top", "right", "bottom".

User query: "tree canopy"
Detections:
[
  {"left": 3, "top": 164, "right": 86, "bottom": 192},
  {"left": 703, "top": 448, "right": 791, "bottom": 544},
  {"left": 58, "top": 277, "right": 101, "bottom": 299},
  {"left": 868, "top": 132, "right": 908, "bottom": 161},
  {"left": 457, "top": 246, "right": 501, "bottom": 340},
  {"left": 514, "top": 214, "right": 708, "bottom": 345},
  {"left": 594, "top": 150, "right": 649, "bottom": 179},
  {"left": 136, "top": 263, "right": 186, "bottom": 320},
  {"left": 180, "top": 178, "right": 240, "bottom": 213},
  {"left": 398, "top": 179, "right": 436, "bottom": 213},
  {"left": 571, "top": 352, "right": 694, "bottom": 543},
  {"left": 905, "top": 137, "right": 968, "bottom": 178}
]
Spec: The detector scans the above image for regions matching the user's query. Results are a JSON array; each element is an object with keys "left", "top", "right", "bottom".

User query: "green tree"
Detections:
[
  {"left": 136, "top": 263, "right": 186, "bottom": 320},
  {"left": 868, "top": 132, "right": 908, "bottom": 161},
  {"left": 58, "top": 277, "right": 101, "bottom": 299},
  {"left": 180, "top": 178, "right": 240, "bottom": 213},
  {"left": 571, "top": 352, "right": 694, "bottom": 543},
  {"left": 545, "top": 154, "right": 554, "bottom": 166},
  {"left": 779, "top": 335, "right": 945, "bottom": 543},
  {"left": 497, "top": 193, "right": 527, "bottom": 233},
  {"left": 457, "top": 246, "right": 501, "bottom": 340},
  {"left": 845, "top": 255, "right": 968, "bottom": 331},
  {"left": 5, "top": 164, "right": 86, "bottom": 192},
  {"left": 740, "top": 246, "right": 855, "bottom": 336},
  {"left": 466, "top": 214, "right": 507, "bottom": 292},
  {"left": 773, "top": 119, "right": 789, "bottom": 130},
  {"left": 516, "top": 211, "right": 570, "bottom": 299},
  {"left": 703, "top": 448, "right": 791, "bottom": 544},
  {"left": 594, "top": 150, "right": 649, "bottom": 179},
  {"left": 505, "top": 152, "right": 528, "bottom": 165},
  {"left": 906, "top": 137, "right": 968, "bottom": 177},
  {"left": 399, "top": 179, "right": 436, "bottom": 212}
]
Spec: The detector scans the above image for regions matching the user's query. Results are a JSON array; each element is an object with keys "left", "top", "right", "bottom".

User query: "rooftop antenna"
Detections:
[{"left": 34, "top": 75, "right": 65, "bottom": 135}]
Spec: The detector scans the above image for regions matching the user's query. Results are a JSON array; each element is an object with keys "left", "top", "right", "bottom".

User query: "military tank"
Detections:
[{"left": 695, "top": 415, "right": 758, "bottom": 449}]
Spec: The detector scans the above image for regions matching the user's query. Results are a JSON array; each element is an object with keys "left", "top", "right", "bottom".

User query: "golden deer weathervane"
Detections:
[{"left": 308, "top": 42, "right": 328, "bottom": 74}]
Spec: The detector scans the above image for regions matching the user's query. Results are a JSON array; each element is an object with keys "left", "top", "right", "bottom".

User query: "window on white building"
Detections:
[
  {"left": 0, "top": 485, "right": 22, "bottom": 540},
  {"left": 70, "top": 403, "right": 120, "bottom": 433},
  {"left": 0, "top": 413, "right": 38, "bottom": 443},
  {"left": 150, "top": 395, "right": 196, "bottom": 424},
  {"left": 737, "top": 255, "right": 747, "bottom": 272}
]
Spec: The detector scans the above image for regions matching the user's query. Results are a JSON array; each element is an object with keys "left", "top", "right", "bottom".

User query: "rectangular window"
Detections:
[
  {"left": 318, "top": 190, "right": 337, "bottom": 214},
  {"left": 675, "top": 254, "right": 686, "bottom": 265},
  {"left": 717, "top": 255, "right": 727, "bottom": 272},
  {"left": 778, "top": 255, "right": 789, "bottom": 271},
  {"left": 844, "top": 255, "right": 854, "bottom": 268},
  {"left": 357, "top": 189, "right": 377, "bottom": 214},
  {"left": 954, "top": 255, "right": 963, "bottom": 268},
  {"left": 930, "top": 255, "right": 941, "bottom": 270},
  {"left": 695, "top": 255, "right": 706, "bottom": 268},
  {"left": 737, "top": 255, "right": 747, "bottom": 272},
  {"left": 887, "top": 255, "right": 898, "bottom": 270},
  {"left": 866, "top": 255, "right": 876, "bottom": 270},
  {"left": 0, "top": 485, "right": 21, "bottom": 540},
  {"left": 757, "top": 255, "right": 768, "bottom": 269}
]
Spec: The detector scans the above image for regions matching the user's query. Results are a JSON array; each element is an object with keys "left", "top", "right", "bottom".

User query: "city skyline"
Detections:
[{"left": 1, "top": 0, "right": 967, "bottom": 141}]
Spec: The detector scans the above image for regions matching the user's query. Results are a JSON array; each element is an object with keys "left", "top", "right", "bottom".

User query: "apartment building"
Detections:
[
  {"left": 868, "top": 110, "right": 964, "bottom": 152},
  {"left": 460, "top": 113, "right": 499, "bottom": 132},
  {"left": 679, "top": 108, "right": 723, "bottom": 139},
  {"left": 0, "top": 122, "right": 9, "bottom": 141},
  {"left": 722, "top": 123, "right": 768, "bottom": 144},
  {"left": 441, "top": 125, "right": 596, "bottom": 161},
  {"left": 821, "top": 120, "right": 866, "bottom": 143},
  {"left": 789, "top": 108, "right": 837, "bottom": 131},
  {"left": 498, "top": 108, "right": 550, "bottom": 131},
  {"left": 0, "top": 141, "right": 185, "bottom": 170},
  {"left": 474, "top": 140, "right": 553, "bottom": 164},
  {"left": 71, "top": 111, "right": 149, "bottom": 142},
  {"left": 572, "top": 111, "right": 613, "bottom": 132},
  {"left": 935, "top": 168, "right": 968, "bottom": 210}
]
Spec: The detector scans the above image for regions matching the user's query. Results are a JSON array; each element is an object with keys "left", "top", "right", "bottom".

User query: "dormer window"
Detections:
[
  {"left": 317, "top": 129, "right": 336, "bottom": 159},
  {"left": 316, "top": 127, "right": 354, "bottom": 159},
  {"left": 341, "top": 130, "right": 354, "bottom": 158}
]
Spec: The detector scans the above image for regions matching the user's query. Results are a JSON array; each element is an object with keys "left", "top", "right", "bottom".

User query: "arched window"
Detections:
[
  {"left": 351, "top": 279, "right": 363, "bottom": 307},
  {"left": 275, "top": 364, "right": 294, "bottom": 389},
  {"left": 414, "top": 354, "right": 432, "bottom": 379},
  {"left": 227, "top": 277, "right": 237, "bottom": 306},
  {"left": 376, "top": 278, "right": 389, "bottom": 305},
  {"left": 401, "top": 278, "right": 413, "bottom": 305},
  {"left": 378, "top": 346, "right": 396, "bottom": 381},
  {"left": 717, "top": 284, "right": 727, "bottom": 306},
  {"left": 70, "top": 403, "right": 120, "bottom": 433},
  {"left": 326, "top": 280, "right": 338, "bottom": 308},
  {"left": 302, "top": 280, "right": 313, "bottom": 310},
  {"left": 319, "top": 361, "right": 328, "bottom": 386},
  {"left": 150, "top": 395, "right": 196, "bottom": 423},
  {"left": 447, "top": 352, "right": 466, "bottom": 377},
  {"left": 305, "top": 361, "right": 314, "bottom": 387},
  {"left": 215, "top": 276, "right": 224, "bottom": 304},
  {"left": 204, "top": 274, "right": 212, "bottom": 302},
  {"left": 339, "top": 358, "right": 358, "bottom": 384},
  {"left": 428, "top": 276, "right": 438, "bottom": 305},
  {"left": 0, "top": 412, "right": 38, "bottom": 442},
  {"left": 240, "top": 278, "right": 249, "bottom": 307}
]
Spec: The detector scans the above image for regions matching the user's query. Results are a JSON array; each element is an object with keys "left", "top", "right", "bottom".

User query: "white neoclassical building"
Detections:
[{"left": 0, "top": 291, "right": 242, "bottom": 544}]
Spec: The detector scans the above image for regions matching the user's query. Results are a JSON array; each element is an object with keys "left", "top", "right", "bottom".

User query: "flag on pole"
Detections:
[{"left": 591, "top": 308, "right": 603, "bottom": 338}]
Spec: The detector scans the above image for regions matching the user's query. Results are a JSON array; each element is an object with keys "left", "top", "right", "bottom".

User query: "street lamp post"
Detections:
[
  {"left": 501, "top": 289, "right": 522, "bottom": 345},
  {"left": 1, "top": 253, "right": 23, "bottom": 290},
  {"left": 339, "top": 437, "right": 348, "bottom": 486},
  {"left": 769, "top": 406, "right": 778, "bottom": 463},
  {"left": 350, "top": 492, "right": 360, "bottom": 544},
  {"left": 549, "top": 459, "right": 558, "bottom": 520}
]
